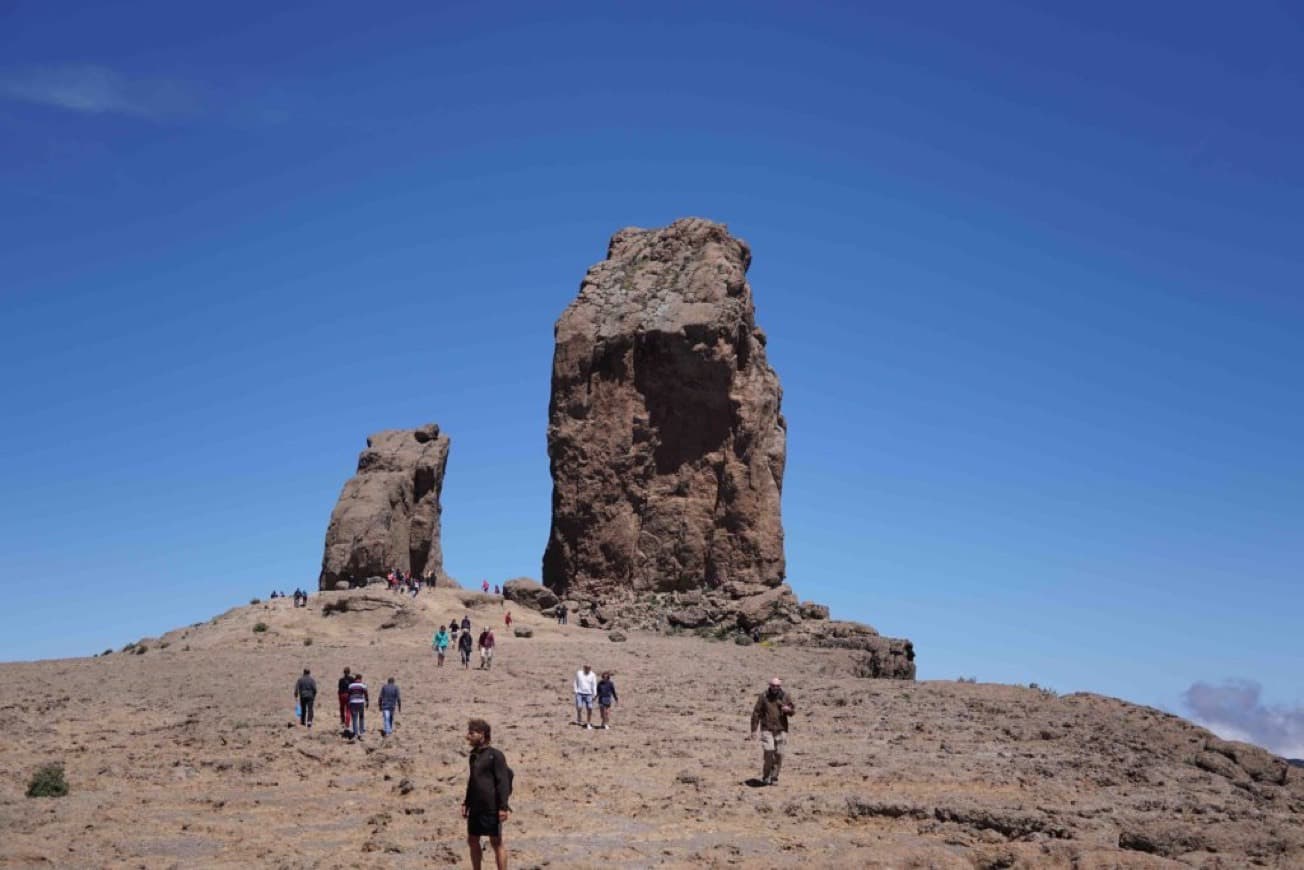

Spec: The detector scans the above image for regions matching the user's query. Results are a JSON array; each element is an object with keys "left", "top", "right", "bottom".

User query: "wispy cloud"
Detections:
[
  {"left": 1182, "top": 679, "right": 1304, "bottom": 759},
  {"left": 0, "top": 64, "right": 195, "bottom": 119}
]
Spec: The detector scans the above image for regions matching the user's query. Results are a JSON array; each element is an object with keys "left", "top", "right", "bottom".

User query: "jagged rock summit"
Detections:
[
  {"left": 318, "top": 424, "right": 450, "bottom": 590},
  {"left": 542, "top": 218, "right": 912, "bottom": 677}
]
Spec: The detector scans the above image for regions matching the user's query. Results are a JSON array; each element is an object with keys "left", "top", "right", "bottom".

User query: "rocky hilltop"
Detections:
[
  {"left": 543, "top": 219, "right": 912, "bottom": 677},
  {"left": 318, "top": 424, "right": 451, "bottom": 589},
  {"left": 3, "top": 591, "right": 1300, "bottom": 868}
]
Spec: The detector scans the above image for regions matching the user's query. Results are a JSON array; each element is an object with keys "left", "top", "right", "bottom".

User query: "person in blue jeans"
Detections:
[
  {"left": 379, "top": 677, "right": 402, "bottom": 736},
  {"left": 347, "top": 673, "right": 369, "bottom": 739}
]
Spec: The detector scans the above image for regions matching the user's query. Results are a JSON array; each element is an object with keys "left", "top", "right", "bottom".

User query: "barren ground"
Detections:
[{"left": 2, "top": 588, "right": 1300, "bottom": 868}]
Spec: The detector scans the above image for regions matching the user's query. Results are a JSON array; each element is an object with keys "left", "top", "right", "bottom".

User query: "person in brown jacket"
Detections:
[{"left": 748, "top": 676, "right": 795, "bottom": 785}]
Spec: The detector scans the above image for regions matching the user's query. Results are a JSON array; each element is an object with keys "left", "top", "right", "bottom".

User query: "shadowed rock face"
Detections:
[
  {"left": 318, "top": 424, "right": 450, "bottom": 589},
  {"left": 544, "top": 218, "right": 786, "bottom": 602}
]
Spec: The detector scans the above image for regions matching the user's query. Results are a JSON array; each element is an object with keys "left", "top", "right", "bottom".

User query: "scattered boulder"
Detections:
[
  {"left": 608, "top": 631, "right": 627, "bottom": 643},
  {"left": 513, "top": 627, "right": 534, "bottom": 638},
  {"left": 503, "top": 578, "right": 559, "bottom": 612},
  {"left": 318, "top": 424, "right": 451, "bottom": 590}
]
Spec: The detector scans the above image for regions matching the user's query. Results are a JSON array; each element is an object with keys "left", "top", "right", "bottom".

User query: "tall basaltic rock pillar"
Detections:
[
  {"left": 318, "top": 424, "right": 450, "bottom": 589},
  {"left": 543, "top": 218, "right": 787, "bottom": 604},
  {"left": 541, "top": 219, "right": 916, "bottom": 678}
]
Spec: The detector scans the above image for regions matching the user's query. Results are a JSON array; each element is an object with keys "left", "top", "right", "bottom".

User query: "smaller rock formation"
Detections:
[{"left": 318, "top": 424, "right": 450, "bottom": 590}]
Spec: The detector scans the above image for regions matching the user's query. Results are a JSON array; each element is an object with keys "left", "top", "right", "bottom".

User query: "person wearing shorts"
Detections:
[
  {"left": 748, "top": 676, "right": 795, "bottom": 785},
  {"left": 463, "top": 718, "right": 511, "bottom": 870},
  {"left": 596, "top": 671, "right": 618, "bottom": 729},
  {"left": 573, "top": 663, "right": 597, "bottom": 729}
]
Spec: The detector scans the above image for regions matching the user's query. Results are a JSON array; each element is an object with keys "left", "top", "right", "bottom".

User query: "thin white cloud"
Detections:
[
  {"left": 1182, "top": 679, "right": 1304, "bottom": 759},
  {"left": 0, "top": 64, "right": 195, "bottom": 119}
]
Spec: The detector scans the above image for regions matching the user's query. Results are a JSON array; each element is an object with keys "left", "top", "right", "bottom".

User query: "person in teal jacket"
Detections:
[{"left": 433, "top": 626, "right": 450, "bottom": 667}]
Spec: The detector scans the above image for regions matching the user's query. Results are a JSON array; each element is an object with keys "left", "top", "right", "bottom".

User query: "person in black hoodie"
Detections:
[
  {"left": 462, "top": 718, "right": 511, "bottom": 870},
  {"left": 458, "top": 628, "right": 474, "bottom": 669}
]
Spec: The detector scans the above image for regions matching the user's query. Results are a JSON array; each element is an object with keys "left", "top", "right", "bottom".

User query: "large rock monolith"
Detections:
[
  {"left": 541, "top": 219, "right": 915, "bottom": 677},
  {"left": 544, "top": 218, "right": 786, "bottom": 600},
  {"left": 318, "top": 424, "right": 450, "bottom": 590}
]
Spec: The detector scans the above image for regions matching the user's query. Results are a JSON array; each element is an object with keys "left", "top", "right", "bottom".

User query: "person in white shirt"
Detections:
[{"left": 573, "top": 663, "right": 598, "bottom": 729}]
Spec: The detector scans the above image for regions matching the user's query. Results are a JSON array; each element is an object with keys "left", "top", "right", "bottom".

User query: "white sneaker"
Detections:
[
  {"left": 602, "top": 724, "right": 609, "bottom": 729},
  {"left": 585, "top": 724, "right": 593, "bottom": 730}
]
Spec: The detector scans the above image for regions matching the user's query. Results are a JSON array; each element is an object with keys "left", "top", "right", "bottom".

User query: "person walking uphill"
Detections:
[
  {"left": 749, "top": 676, "right": 795, "bottom": 785},
  {"left": 463, "top": 718, "right": 512, "bottom": 870},
  {"left": 294, "top": 668, "right": 317, "bottom": 727},
  {"left": 379, "top": 677, "right": 402, "bottom": 736},
  {"left": 347, "top": 672, "right": 369, "bottom": 739},
  {"left": 337, "top": 667, "right": 353, "bottom": 728}
]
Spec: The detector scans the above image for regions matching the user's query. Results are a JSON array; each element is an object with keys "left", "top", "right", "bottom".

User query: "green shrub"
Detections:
[
  {"left": 101, "top": 648, "right": 113, "bottom": 656},
  {"left": 26, "top": 764, "right": 68, "bottom": 798},
  {"left": 252, "top": 622, "right": 268, "bottom": 634},
  {"left": 133, "top": 644, "right": 147, "bottom": 655},
  {"left": 250, "top": 598, "right": 261, "bottom": 605},
  {"left": 303, "top": 637, "right": 313, "bottom": 646}
]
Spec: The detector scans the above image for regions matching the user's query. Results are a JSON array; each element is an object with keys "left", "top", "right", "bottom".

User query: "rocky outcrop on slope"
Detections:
[
  {"left": 541, "top": 218, "right": 913, "bottom": 675},
  {"left": 317, "top": 424, "right": 450, "bottom": 590}
]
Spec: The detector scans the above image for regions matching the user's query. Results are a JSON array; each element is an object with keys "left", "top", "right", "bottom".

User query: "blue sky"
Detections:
[{"left": 2, "top": 2, "right": 1300, "bottom": 752}]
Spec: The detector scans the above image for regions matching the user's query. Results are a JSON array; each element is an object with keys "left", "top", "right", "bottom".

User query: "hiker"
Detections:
[
  {"left": 379, "top": 677, "right": 402, "bottom": 736},
  {"left": 482, "top": 579, "right": 490, "bottom": 594},
  {"left": 504, "top": 611, "right": 513, "bottom": 630},
  {"left": 458, "top": 627, "right": 474, "bottom": 669},
  {"left": 338, "top": 667, "right": 353, "bottom": 728},
  {"left": 748, "top": 676, "right": 795, "bottom": 785},
  {"left": 573, "top": 663, "right": 597, "bottom": 729},
  {"left": 461, "top": 614, "right": 472, "bottom": 634},
  {"left": 294, "top": 668, "right": 317, "bottom": 727},
  {"left": 347, "top": 672, "right": 369, "bottom": 739},
  {"left": 433, "top": 625, "right": 450, "bottom": 666},
  {"left": 478, "top": 627, "right": 495, "bottom": 670},
  {"left": 596, "top": 671, "right": 618, "bottom": 729},
  {"left": 493, "top": 584, "right": 500, "bottom": 596},
  {"left": 556, "top": 603, "right": 567, "bottom": 625},
  {"left": 462, "top": 718, "right": 511, "bottom": 870}
]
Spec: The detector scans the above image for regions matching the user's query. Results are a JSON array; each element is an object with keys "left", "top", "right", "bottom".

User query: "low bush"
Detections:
[
  {"left": 303, "top": 637, "right": 313, "bottom": 646},
  {"left": 250, "top": 598, "right": 261, "bottom": 605},
  {"left": 252, "top": 622, "right": 268, "bottom": 634},
  {"left": 26, "top": 764, "right": 68, "bottom": 798}
]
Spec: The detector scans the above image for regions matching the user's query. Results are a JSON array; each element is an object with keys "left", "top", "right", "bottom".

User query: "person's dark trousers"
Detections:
[
  {"left": 299, "top": 697, "right": 315, "bottom": 726},
  {"left": 339, "top": 692, "right": 351, "bottom": 726}
]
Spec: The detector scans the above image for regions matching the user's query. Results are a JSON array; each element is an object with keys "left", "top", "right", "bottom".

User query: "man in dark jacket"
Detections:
[
  {"left": 462, "top": 718, "right": 511, "bottom": 870},
  {"left": 749, "top": 676, "right": 795, "bottom": 785},
  {"left": 294, "top": 668, "right": 317, "bottom": 727},
  {"left": 337, "top": 667, "right": 352, "bottom": 728}
]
